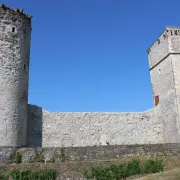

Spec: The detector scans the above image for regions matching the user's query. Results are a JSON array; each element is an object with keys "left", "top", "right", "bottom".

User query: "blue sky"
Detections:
[{"left": 3, "top": 0, "right": 180, "bottom": 112}]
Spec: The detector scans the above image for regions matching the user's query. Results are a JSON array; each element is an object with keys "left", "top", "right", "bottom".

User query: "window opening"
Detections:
[
  {"left": 154, "top": 95, "right": 159, "bottom": 106},
  {"left": 12, "top": 27, "right": 15, "bottom": 32},
  {"left": 158, "top": 69, "right": 161, "bottom": 76}
]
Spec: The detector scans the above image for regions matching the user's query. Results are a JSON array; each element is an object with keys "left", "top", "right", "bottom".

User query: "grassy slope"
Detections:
[
  {"left": 131, "top": 167, "right": 180, "bottom": 180},
  {"left": 1, "top": 155, "right": 180, "bottom": 179}
]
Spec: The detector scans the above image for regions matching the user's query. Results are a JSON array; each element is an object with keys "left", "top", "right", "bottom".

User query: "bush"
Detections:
[
  {"left": 141, "top": 159, "right": 164, "bottom": 174},
  {"left": 89, "top": 160, "right": 141, "bottom": 180},
  {"left": 11, "top": 169, "right": 58, "bottom": 180},
  {"left": 0, "top": 167, "right": 8, "bottom": 180},
  {"left": 0, "top": 174, "right": 8, "bottom": 180},
  {"left": 85, "top": 158, "right": 164, "bottom": 180}
]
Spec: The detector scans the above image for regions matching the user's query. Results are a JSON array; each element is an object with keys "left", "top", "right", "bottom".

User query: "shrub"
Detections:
[
  {"left": 0, "top": 174, "right": 8, "bottom": 180},
  {"left": 11, "top": 169, "right": 58, "bottom": 180},
  {"left": 89, "top": 160, "right": 141, "bottom": 180},
  {"left": 141, "top": 158, "right": 164, "bottom": 174},
  {"left": 125, "top": 159, "right": 141, "bottom": 177},
  {"left": 85, "top": 158, "right": 164, "bottom": 180}
]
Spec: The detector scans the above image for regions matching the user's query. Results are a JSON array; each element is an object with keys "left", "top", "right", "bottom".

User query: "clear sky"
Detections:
[{"left": 3, "top": 0, "right": 180, "bottom": 112}]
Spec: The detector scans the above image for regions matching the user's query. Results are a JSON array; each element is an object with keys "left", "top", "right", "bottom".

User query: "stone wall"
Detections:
[
  {"left": 148, "top": 29, "right": 169, "bottom": 69},
  {"left": 0, "top": 6, "right": 31, "bottom": 146},
  {"left": 172, "top": 54, "right": 180, "bottom": 136},
  {"left": 148, "top": 28, "right": 180, "bottom": 143},
  {"left": 2, "top": 143, "right": 180, "bottom": 164},
  {"left": 150, "top": 55, "right": 180, "bottom": 143},
  {"left": 28, "top": 105, "right": 163, "bottom": 147},
  {"left": 17, "top": 143, "right": 180, "bottom": 163}
]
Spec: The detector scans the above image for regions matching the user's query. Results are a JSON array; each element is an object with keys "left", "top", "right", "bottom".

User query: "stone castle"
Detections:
[{"left": 1, "top": 5, "right": 180, "bottom": 148}]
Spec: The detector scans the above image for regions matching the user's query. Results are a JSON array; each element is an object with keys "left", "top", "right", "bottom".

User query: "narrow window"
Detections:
[
  {"left": 154, "top": 95, "right": 159, "bottom": 106},
  {"left": 12, "top": 27, "right": 15, "bottom": 32},
  {"left": 24, "top": 64, "right": 26, "bottom": 70},
  {"left": 158, "top": 69, "right": 161, "bottom": 76}
]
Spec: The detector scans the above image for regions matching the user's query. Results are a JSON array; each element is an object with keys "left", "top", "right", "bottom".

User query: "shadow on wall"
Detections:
[{"left": 27, "top": 105, "right": 42, "bottom": 147}]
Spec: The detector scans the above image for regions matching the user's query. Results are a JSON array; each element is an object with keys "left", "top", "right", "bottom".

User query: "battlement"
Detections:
[
  {"left": 147, "top": 26, "right": 180, "bottom": 70},
  {"left": 147, "top": 27, "right": 180, "bottom": 53},
  {"left": 166, "top": 26, "right": 180, "bottom": 35},
  {"left": 0, "top": 4, "right": 32, "bottom": 19}
]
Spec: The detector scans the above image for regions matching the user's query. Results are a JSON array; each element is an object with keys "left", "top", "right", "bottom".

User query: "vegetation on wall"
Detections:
[
  {"left": 12, "top": 151, "right": 21, "bottom": 164},
  {"left": 33, "top": 149, "right": 45, "bottom": 163},
  {"left": 59, "top": 147, "right": 66, "bottom": 162}
]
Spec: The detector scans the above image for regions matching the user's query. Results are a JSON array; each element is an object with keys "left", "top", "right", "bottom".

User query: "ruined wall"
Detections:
[
  {"left": 0, "top": 6, "right": 31, "bottom": 146},
  {"left": 28, "top": 105, "right": 163, "bottom": 147}
]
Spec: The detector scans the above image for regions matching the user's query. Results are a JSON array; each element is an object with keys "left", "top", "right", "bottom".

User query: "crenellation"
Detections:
[{"left": 0, "top": 4, "right": 32, "bottom": 20}]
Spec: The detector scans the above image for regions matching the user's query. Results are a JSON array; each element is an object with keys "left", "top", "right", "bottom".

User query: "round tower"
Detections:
[{"left": 0, "top": 5, "right": 32, "bottom": 146}]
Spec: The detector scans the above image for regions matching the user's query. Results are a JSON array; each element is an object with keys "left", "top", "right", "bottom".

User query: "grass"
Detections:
[
  {"left": 0, "top": 155, "right": 180, "bottom": 179},
  {"left": 130, "top": 167, "right": 180, "bottom": 180}
]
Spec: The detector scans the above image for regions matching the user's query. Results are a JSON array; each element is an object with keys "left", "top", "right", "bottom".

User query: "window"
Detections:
[
  {"left": 175, "top": 30, "right": 178, "bottom": 35},
  {"left": 154, "top": 95, "right": 159, "bottom": 106},
  {"left": 24, "top": 64, "right": 26, "bottom": 70},
  {"left": 12, "top": 27, "right": 15, "bottom": 32},
  {"left": 158, "top": 69, "right": 161, "bottom": 76}
]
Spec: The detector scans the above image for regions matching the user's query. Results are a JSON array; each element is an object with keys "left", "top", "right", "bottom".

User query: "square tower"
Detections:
[{"left": 148, "top": 27, "right": 180, "bottom": 143}]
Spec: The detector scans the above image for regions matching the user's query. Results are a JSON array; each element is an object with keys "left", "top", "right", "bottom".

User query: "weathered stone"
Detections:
[
  {"left": 1, "top": 5, "right": 180, "bottom": 154},
  {"left": 0, "top": 5, "right": 31, "bottom": 147}
]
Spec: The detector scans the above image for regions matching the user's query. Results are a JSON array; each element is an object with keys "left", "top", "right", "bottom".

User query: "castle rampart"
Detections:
[
  {"left": 27, "top": 105, "right": 163, "bottom": 147},
  {"left": 1, "top": 5, "right": 180, "bottom": 152}
]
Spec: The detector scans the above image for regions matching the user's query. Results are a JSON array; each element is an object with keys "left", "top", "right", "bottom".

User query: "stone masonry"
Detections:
[
  {"left": 0, "top": 5, "right": 180, "bottom": 148},
  {"left": 0, "top": 5, "right": 31, "bottom": 147}
]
